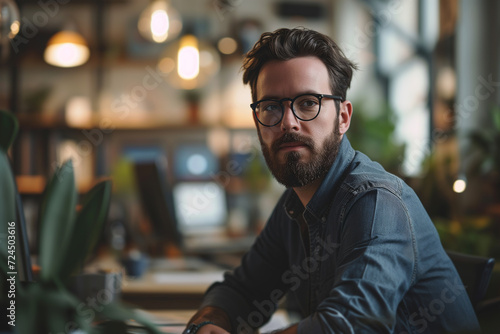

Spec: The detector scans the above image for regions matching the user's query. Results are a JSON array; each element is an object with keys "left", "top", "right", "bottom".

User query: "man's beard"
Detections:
[{"left": 258, "top": 122, "right": 342, "bottom": 188}]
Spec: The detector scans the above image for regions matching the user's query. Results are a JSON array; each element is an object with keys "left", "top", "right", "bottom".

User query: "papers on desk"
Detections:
[{"left": 153, "top": 270, "right": 225, "bottom": 285}]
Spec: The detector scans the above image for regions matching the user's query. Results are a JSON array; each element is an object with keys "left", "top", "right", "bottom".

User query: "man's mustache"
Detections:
[{"left": 271, "top": 133, "right": 315, "bottom": 152}]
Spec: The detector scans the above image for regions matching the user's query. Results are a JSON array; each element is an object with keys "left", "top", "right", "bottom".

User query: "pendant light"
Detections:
[
  {"left": 44, "top": 27, "right": 90, "bottom": 68},
  {"left": 158, "top": 34, "right": 220, "bottom": 90},
  {"left": 0, "top": 0, "right": 20, "bottom": 60},
  {"left": 138, "top": 0, "right": 182, "bottom": 43}
]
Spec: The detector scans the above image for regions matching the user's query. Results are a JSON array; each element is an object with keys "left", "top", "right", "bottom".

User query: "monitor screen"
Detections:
[
  {"left": 174, "top": 144, "right": 219, "bottom": 181},
  {"left": 172, "top": 182, "right": 227, "bottom": 235}
]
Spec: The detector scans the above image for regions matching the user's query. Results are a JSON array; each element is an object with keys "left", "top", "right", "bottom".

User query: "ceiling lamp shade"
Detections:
[
  {"left": 138, "top": 0, "right": 182, "bottom": 43},
  {"left": 44, "top": 31, "right": 90, "bottom": 68}
]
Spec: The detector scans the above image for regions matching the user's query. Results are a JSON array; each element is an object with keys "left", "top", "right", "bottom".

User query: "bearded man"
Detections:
[{"left": 182, "top": 28, "right": 480, "bottom": 334}]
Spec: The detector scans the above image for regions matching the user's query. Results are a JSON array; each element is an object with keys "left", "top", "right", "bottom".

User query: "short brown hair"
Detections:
[{"left": 242, "top": 27, "right": 357, "bottom": 103}]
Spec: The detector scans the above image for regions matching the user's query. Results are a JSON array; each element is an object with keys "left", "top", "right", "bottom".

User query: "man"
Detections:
[{"left": 182, "top": 28, "right": 480, "bottom": 334}]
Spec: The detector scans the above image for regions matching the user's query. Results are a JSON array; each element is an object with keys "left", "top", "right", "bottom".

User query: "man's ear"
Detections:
[{"left": 338, "top": 100, "right": 353, "bottom": 135}]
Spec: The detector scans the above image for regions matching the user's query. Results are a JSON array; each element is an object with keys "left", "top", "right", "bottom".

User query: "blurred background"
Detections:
[{"left": 1, "top": 0, "right": 500, "bottom": 310}]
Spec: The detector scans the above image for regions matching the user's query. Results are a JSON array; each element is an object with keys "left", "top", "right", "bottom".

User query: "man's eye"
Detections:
[
  {"left": 262, "top": 103, "right": 281, "bottom": 112},
  {"left": 300, "top": 99, "right": 318, "bottom": 108}
]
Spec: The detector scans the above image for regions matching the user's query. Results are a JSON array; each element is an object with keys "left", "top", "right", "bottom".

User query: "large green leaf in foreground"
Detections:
[
  {"left": 0, "top": 110, "right": 18, "bottom": 152},
  {"left": 59, "top": 180, "right": 112, "bottom": 279},
  {"left": 0, "top": 110, "right": 18, "bottom": 278},
  {"left": 38, "top": 160, "right": 78, "bottom": 281}
]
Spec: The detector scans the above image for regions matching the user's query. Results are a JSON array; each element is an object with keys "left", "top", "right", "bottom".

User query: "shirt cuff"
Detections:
[{"left": 200, "top": 283, "right": 255, "bottom": 332}]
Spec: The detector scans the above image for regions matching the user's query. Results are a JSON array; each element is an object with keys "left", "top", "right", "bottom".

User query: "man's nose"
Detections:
[{"left": 280, "top": 102, "right": 300, "bottom": 131}]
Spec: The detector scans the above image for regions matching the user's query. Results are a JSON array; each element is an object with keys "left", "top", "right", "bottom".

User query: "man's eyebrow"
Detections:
[
  {"left": 258, "top": 91, "right": 322, "bottom": 100},
  {"left": 257, "top": 95, "right": 281, "bottom": 100}
]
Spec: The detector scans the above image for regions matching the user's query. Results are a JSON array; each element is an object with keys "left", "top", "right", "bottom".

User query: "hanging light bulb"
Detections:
[
  {"left": 0, "top": 0, "right": 20, "bottom": 61},
  {"left": 0, "top": 0, "right": 20, "bottom": 40},
  {"left": 44, "top": 30, "right": 90, "bottom": 68},
  {"left": 158, "top": 34, "right": 220, "bottom": 90},
  {"left": 177, "top": 35, "right": 199, "bottom": 80},
  {"left": 138, "top": 0, "right": 182, "bottom": 43}
]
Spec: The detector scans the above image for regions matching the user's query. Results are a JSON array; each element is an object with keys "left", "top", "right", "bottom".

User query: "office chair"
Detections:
[{"left": 445, "top": 250, "right": 495, "bottom": 310}]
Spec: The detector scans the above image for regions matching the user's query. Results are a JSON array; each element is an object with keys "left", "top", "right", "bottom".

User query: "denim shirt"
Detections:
[{"left": 201, "top": 137, "right": 480, "bottom": 334}]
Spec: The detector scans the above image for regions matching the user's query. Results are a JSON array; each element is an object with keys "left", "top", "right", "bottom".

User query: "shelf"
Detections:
[
  {"left": 16, "top": 175, "right": 111, "bottom": 195},
  {"left": 15, "top": 113, "right": 254, "bottom": 131},
  {"left": 16, "top": 175, "right": 46, "bottom": 195}
]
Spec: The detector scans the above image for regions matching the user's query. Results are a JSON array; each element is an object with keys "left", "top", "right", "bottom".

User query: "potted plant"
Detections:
[{"left": 0, "top": 110, "right": 161, "bottom": 333}]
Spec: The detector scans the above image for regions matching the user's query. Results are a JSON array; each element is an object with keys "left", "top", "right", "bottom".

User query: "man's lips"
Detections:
[{"left": 278, "top": 141, "right": 308, "bottom": 151}]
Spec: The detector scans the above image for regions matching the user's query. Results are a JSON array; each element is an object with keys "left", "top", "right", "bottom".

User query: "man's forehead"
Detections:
[{"left": 256, "top": 57, "right": 331, "bottom": 98}]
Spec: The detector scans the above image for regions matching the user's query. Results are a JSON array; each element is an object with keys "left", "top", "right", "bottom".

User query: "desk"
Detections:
[
  {"left": 121, "top": 270, "right": 226, "bottom": 309},
  {"left": 129, "top": 309, "right": 292, "bottom": 334}
]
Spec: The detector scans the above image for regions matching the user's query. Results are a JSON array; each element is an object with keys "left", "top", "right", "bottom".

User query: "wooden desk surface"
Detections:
[
  {"left": 121, "top": 270, "right": 226, "bottom": 309},
  {"left": 133, "top": 309, "right": 292, "bottom": 333}
]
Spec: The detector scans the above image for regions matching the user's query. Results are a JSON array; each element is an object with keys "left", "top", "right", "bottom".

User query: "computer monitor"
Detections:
[
  {"left": 133, "top": 154, "right": 229, "bottom": 255},
  {"left": 172, "top": 181, "right": 228, "bottom": 235},
  {"left": 133, "top": 159, "right": 182, "bottom": 250}
]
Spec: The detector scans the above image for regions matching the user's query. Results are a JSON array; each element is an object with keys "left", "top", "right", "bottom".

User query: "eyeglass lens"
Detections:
[{"left": 254, "top": 94, "right": 321, "bottom": 126}]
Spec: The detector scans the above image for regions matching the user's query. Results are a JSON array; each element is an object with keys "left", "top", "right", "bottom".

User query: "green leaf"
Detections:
[
  {"left": 0, "top": 109, "right": 18, "bottom": 152},
  {"left": 38, "top": 160, "right": 78, "bottom": 281},
  {"left": 18, "top": 283, "right": 92, "bottom": 333},
  {"left": 0, "top": 113, "right": 18, "bottom": 293},
  {"left": 0, "top": 153, "right": 17, "bottom": 276},
  {"left": 59, "top": 180, "right": 112, "bottom": 279},
  {"left": 44, "top": 288, "right": 85, "bottom": 333},
  {"left": 17, "top": 283, "right": 43, "bottom": 333},
  {"left": 492, "top": 106, "right": 500, "bottom": 131}
]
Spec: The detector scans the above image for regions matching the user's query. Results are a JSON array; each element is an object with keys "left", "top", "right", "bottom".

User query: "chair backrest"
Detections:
[{"left": 446, "top": 250, "right": 495, "bottom": 308}]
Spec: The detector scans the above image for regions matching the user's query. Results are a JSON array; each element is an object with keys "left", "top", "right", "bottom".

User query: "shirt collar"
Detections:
[{"left": 283, "top": 136, "right": 356, "bottom": 222}]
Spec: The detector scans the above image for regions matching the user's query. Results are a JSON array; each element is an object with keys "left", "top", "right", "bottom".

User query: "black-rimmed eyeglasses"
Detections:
[{"left": 250, "top": 93, "right": 344, "bottom": 127}]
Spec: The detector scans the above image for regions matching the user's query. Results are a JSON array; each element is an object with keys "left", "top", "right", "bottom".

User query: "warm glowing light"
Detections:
[
  {"left": 453, "top": 179, "right": 467, "bottom": 193},
  {"left": 217, "top": 37, "right": 237, "bottom": 55},
  {"left": 177, "top": 35, "right": 199, "bottom": 80},
  {"left": 9, "top": 20, "right": 20, "bottom": 38},
  {"left": 65, "top": 96, "right": 92, "bottom": 127},
  {"left": 157, "top": 34, "right": 220, "bottom": 89},
  {"left": 150, "top": 9, "right": 169, "bottom": 42},
  {"left": 44, "top": 31, "right": 90, "bottom": 68},
  {"left": 137, "top": 0, "right": 182, "bottom": 43},
  {"left": 0, "top": 0, "right": 20, "bottom": 41}
]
